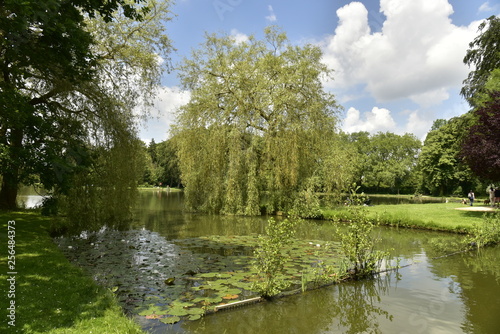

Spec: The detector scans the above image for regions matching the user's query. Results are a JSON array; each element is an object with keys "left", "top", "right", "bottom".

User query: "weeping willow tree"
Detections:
[
  {"left": 0, "top": 0, "right": 173, "bottom": 231},
  {"left": 173, "top": 27, "right": 352, "bottom": 216},
  {"left": 58, "top": 107, "right": 143, "bottom": 231},
  {"left": 56, "top": 0, "right": 173, "bottom": 231}
]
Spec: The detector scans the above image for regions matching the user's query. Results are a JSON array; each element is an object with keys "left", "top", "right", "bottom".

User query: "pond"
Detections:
[
  {"left": 367, "top": 194, "right": 448, "bottom": 205},
  {"left": 16, "top": 186, "right": 45, "bottom": 208},
  {"left": 55, "top": 190, "right": 500, "bottom": 333}
]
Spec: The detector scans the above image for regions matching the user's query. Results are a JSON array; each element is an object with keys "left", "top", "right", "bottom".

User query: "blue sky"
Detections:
[{"left": 138, "top": 0, "right": 500, "bottom": 143}]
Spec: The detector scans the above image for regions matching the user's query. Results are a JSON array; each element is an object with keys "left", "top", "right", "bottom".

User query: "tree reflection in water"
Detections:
[{"left": 180, "top": 274, "right": 394, "bottom": 334}]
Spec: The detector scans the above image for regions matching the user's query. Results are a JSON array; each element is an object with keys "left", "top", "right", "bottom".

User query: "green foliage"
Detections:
[
  {"left": 345, "top": 184, "right": 369, "bottom": 206},
  {"left": 333, "top": 186, "right": 391, "bottom": 279},
  {"left": 344, "top": 131, "right": 421, "bottom": 194},
  {"left": 252, "top": 218, "right": 298, "bottom": 298},
  {"left": 336, "top": 206, "right": 390, "bottom": 279},
  {"left": 141, "top": 138, "right": 181, "bottom": 187},
  {"left": 417, "top": 115, "right": 480, "bottom": 196},
  {"left": 461, "top": 15, "right": 500, "bottom": 107},
  {"left": 464, "top": 213, "right": 500, "bottom": 249},
  {"left": 56, "top": 138, "right": 143, "bottom": 233},
  {"left": 0, "top": 0, "right": 173, "bottom": 214},
  {"left": 173, "top": 27, "right": 350, "bottom": 215},
  {"left": 472, "top": 68, "right": 500, "bottom": 108}
]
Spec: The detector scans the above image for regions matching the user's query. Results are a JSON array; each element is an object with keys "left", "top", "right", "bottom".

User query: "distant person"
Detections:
[
  {"left": 468, "top": 190, "right": 475, "bottom": 206},
  {"left": 488, "top": 185, "right": 495, "bottom": 207},
  {"left": 495, "top": 187, "right": 500, "bottom": 206}
]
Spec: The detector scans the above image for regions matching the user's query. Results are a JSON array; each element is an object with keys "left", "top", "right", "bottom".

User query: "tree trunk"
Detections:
[
  {"left": 0, "top": 173, "right": 19, "bottom": 210},
  {"left": 0, "top": 127, "right": 23, "bottom": 210}
]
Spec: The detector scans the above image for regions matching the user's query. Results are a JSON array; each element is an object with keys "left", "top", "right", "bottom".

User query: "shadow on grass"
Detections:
[
  {"left": 458, "top": 210, "right": 496, "bottom": 219},
  {"left": 0, "top": 211, "right": 140, "bottom": 333}
]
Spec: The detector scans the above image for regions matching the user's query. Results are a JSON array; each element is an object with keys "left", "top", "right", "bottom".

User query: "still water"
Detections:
[{"left": 63, "top": 190, "right": 500, "bottom": 333}]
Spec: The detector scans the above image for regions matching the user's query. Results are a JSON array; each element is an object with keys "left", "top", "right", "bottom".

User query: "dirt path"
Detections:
[{"left": 454, "top": 206, "right": 497, "bottom": 212}]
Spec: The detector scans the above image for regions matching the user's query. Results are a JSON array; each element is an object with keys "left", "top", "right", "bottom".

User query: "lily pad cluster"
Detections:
[{"left": 55, "top": 229, "right": 343, "bottom": 326}]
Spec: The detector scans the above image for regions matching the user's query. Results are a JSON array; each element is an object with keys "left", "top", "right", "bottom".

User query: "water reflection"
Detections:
[
  {"left": 430, "top": 247, "right": 500, "bottom": 333},
  {"left": 177, "top": 275, "right": 393, "bottom": 334},
  {"left": 16, "top": 186, "right": 45, "bottom": 208},
  {"left": 57, "top": 190, "right": 500, "bottom": 333},
  {"left": 368, "top": 195, "right": 447, "bottom": 205},
  {"left": 132, "top": 191, "right": 500, "bottom": 334}
]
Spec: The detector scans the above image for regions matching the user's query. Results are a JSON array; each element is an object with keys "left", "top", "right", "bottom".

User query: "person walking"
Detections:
[
  {"left": 489, "top": 185, "right": 495, "bottom": 207},
  {"left": 468, "top": 190, "right": 475, "bottom": 206}
]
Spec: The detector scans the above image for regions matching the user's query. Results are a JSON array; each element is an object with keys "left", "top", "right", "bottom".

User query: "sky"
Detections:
[{"left": 137, "top": 0, "right": 500, "bottom": 143}]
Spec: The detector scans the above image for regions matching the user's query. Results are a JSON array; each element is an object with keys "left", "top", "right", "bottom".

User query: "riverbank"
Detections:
[
  {"left": 1, "top": 201, "right": 496, "bottom": 333},
  {"left": 0, "top": 211, "right": 144, "bottom": 334},
  {"left": 321, "top": 202, "right": 497, "bottom": 233}
]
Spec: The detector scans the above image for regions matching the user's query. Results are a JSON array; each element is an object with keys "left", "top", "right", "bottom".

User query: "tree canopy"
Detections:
[
  {"left": 345, "top": 132, "right": 421, "bottom": 194},
  {"left": 417, "top": 116, "right": 479, "bottom": 196},
  {"left": 173, "top": 27, "right": 350, "bottom": 216},
  {"left": 141, "top": 138, "right": 181, "bottom": 187},
  {"left": 460, "top": 92, "right": 500, "bottom": 182},
  {"left": 458, "top": 14, "right": 500, "bottom": 184},
  {"left": 461, "top": 15, "right": 500, "bottom": 106},
  {"left": 0, "top": 0, "right": 173, "bottom": 220}
]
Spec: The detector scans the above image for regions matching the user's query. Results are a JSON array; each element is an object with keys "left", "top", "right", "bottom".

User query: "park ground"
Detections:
[{"left": 0, "top": 198, "right": 497, "bottom": 333}]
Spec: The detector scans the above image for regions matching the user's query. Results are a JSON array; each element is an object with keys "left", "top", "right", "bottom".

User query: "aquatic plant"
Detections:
[
  {"left": 252, "top": 218, "right": 298, "bottom": 298},
  {"left": 464, "top": 212, "right": 500, "bottom": 249},
  {"left": 336, "top": 205, "right": 390, "bottom": 279}
]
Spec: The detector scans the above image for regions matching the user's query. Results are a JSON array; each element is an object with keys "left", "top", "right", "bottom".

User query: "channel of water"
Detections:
[{"left": 55, "top": 190, "right": 500, "bottom": 333}]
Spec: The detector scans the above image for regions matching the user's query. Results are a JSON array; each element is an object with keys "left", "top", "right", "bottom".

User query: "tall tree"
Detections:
[
  {"left": 345, "top": 132, "right": 421, "bottom": 194},
  {"left": 155, "top": 139, "right": 181, "bottom": 187},
  {"left": 417, "top": 116, "right": 477, "bottom": 196},
  {"left": 460, "top": 91, "right": 500, "bottom": 182},
  {"left": 0, "top": 0, "right": 173, "bottom": 213},
  {"left": 173, "top": 27, "right": 346, "bottom": 215},
  {"left": 458, "top": 14, "right": 500, "bottom": 186},
  {"left": 461, "top": 15, "right": 500, "bottom": 106}
]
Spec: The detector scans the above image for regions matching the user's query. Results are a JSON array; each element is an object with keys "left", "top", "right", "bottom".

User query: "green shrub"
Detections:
[
  {"left": 336, "top": 206, "right": 390, "bottom": 279},
  {"left": 252, "top": 218, "right": 298, "bottom": 298},
  {"left": 464, "top": 213, "right": 500, "bottom": 249}
]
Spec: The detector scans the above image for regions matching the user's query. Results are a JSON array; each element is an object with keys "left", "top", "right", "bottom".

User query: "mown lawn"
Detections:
[
  {"left": 322, "top": 202, "right": 497, "bottom": 233},
  {"left": 0, "top": 211, "right": 144, "bottom": 334}
]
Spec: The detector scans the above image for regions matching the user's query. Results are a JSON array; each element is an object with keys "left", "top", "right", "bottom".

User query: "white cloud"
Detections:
[
  {"left": 266, "top": 5, "right": 277, "bottom": 22},
  {"left": 403, "top": 110, "right": 433, "bottom": 140},
  {"left": 138, "top": 86, "right": 191, "bottom": 142},
  {"left": 343, "top": 106, "right": 436, "bottom": 139},
  {"left": 478, "top": 1, "right": 497, "bottom": 13},
  {"left": 343, "top": 106, "right": 396, "bottom": 133},
  {"left": 321, "top": 0, "right": 481, "bottom": 108},
  {"left": 409, "top": 87, "right": 449, "bottom": 108},
  {"left": 230, "top": 28, "right": 250, "bottom": 44}
]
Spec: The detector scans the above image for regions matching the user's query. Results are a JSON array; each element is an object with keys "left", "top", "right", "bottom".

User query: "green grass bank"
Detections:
[
  {"left": 0, "top": 211, "right": 144, "bottom": 334},
  {"left": 322, "top": 202, "right": 497, "bottom": 233}
]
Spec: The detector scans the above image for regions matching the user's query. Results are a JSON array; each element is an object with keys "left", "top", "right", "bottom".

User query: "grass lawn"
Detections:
[
  {"left": 322, "top": 202, "right": 497, "bottom": 233},
  {"left": 0, "top": 211, "right": 144, "bottom": 334}
]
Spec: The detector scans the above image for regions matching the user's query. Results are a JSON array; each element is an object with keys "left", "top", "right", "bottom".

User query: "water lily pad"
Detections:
[
  {"left": 160, "top": 316, "right": 181, "bottom": 324},
  {"left": 222, "top": 294, "right": 239, "bottom": 300},
  {"left": 167, "top": 307, "right": 189, "bottom": 317},
  {"left": 186, "top": 307, "right": 205, "bottom": 315},
  {"left": 188, "top": 314, "right": 202, "bottom": 321}
]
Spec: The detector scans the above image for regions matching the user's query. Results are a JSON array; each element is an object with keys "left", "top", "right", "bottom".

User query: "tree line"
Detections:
[{"left": 1, "top": 0, "right": 498, "bottom": 227}]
